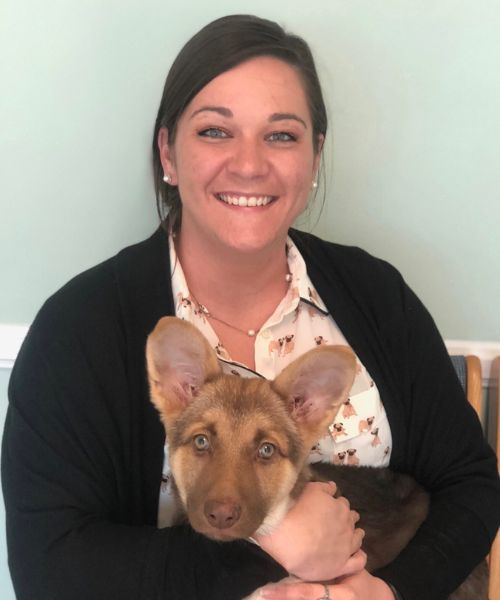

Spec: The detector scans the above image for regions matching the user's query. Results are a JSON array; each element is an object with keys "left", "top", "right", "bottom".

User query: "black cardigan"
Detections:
[{"left": 2, "top": 227, "right": 499, "bottom": 600}]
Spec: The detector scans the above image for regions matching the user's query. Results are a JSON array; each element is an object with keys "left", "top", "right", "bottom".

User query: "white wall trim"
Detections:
[
  {"left": 0, "top": 324, "right": 29, "bottom": 369},
  {"left": 1, "top": 323, "right": 499, "bottom": 379}
]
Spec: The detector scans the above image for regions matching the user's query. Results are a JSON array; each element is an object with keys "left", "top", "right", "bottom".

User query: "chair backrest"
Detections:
[
  {"left": 488, "top": 357, "right": 500, "bottom": 599},
  {"left": 451, "top": 354, "right": 499, "bottom": 600},
  {"left": 450, "top": 354, "right": 482, "bottom": 418}
]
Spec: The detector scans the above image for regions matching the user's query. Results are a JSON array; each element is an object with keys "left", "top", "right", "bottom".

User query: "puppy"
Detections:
[{"left": 146, "top": 317, "right": 487, "bottom": 599}]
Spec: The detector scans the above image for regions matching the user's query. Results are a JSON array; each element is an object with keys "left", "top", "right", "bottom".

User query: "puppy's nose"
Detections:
[{"left": 204, "top": 499, "right": 241, "bottom": 529}]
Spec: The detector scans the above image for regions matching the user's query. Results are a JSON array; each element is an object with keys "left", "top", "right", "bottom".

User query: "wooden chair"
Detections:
[
  {"left": 451, "top": 355, "right": 499, "bottom": 600},
  {"left": 450, "top": 355, "right": 483, "bottom": 417},
  {"left": 488, "top": 357, "right": 500, "bottom": 600}
]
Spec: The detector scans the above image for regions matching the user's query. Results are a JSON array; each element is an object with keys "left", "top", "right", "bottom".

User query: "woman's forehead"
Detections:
[{"left": 182, "top": 56, "right": 311, "bottom": 124}]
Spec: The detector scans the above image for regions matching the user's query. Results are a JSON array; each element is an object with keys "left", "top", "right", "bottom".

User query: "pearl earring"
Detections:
[
  {"left": 312, "top": 180, "right": 318, "bottom": 189},
  {"left": 163, "top": 174, "right": 171, "bottom": 184}
]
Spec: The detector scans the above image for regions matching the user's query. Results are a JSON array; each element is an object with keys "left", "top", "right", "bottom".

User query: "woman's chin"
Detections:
[{"left": 215, "top": 231, "right": 288, "bottom": 256}]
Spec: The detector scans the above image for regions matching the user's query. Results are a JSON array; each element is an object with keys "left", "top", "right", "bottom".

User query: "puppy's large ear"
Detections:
[
  {"left": 272, "top": 346, "right": 356, "bottom": 442},
  {"left": 146, "top": 317, "right": 220, "bottom": 426}
]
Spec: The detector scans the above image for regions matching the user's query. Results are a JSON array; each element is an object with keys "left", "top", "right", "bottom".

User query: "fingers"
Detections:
[
  {"left": 319, "top": 480, "right": 337, "bottom": 496},
  {"left": 326, "top": 486, "right": 356, "bottom": 516},
  {"left": 330, "top": 493, "right": 360, "bottom": 531},
  {"left": 337, "top": 549, "right": 368, "bottom": 578},
  {"left": 352, "top": 527, "right": 365, "bottom": 552},
  {"left": 335, "top": 487, "right": 348, "bottom": 501}
]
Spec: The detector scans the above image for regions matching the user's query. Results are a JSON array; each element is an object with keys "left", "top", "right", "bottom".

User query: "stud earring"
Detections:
[
  {"left": 163, "top": 174, "right": 171, "bottom": 184},
  {"left": 312, "top": 180, "right": 318, "bottom": 190}
]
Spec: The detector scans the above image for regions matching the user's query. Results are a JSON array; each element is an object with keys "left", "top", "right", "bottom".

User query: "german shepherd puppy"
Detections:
[{"left": 146, "top": 317, "right": 487, "bottom": 599}]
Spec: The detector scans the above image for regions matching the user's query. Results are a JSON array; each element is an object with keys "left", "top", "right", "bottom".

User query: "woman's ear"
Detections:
[{"left": 158, "top": 127, "right": 179, "bottom": 185}]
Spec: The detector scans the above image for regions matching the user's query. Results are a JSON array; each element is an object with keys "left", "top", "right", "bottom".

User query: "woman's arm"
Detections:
[
  {"left": 373, "top": 281, "right": 500, "bottom": 599},
  {"left": 258, "top": 233, "right": 500, "bottom": 599},
  {"left": 1, "top": 304, "right": 285, "bottom": 600}
]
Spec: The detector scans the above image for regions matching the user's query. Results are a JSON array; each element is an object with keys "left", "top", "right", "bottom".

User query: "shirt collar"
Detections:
[
  {"left": 286, "top": 237, "right": 328, "bottom": 314},
  {"left": 168, "top": 233, "right": 329, "bottom": 319},
  {"left": 169, "top": 234, "right": 191, "bottom": 315}
]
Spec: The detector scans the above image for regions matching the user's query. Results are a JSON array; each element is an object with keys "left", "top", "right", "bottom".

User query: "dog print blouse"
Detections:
[{"left": 157, "top": 235, "right": 392, "bottom": 528}]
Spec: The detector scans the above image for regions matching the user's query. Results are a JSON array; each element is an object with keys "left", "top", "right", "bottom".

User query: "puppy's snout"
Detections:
[{"left": 204, "top": 499, "right": 241, "bottom": 530}]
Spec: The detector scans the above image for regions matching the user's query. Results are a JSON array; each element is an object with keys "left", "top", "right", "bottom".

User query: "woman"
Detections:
[{"left": 2, "top": 14, "right": 499, "bottom": 600}]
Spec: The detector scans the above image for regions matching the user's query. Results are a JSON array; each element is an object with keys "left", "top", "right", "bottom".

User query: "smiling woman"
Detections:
[
  {"left": 152, "top": 15, "right": 327, "bottom": 233},
  {"left": 158, "top": 56, "right": 320, "bottom": 262},
  {"left": 2, "top": 13, "right": 499, "bottom": 600},
  {"left": 154, "top": 51, "right": 327, "bottom": 369}
]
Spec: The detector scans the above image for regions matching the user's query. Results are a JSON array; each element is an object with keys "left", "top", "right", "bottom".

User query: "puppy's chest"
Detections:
[{"left": 158, "top": 449, "right": 185, "bottom": 528}]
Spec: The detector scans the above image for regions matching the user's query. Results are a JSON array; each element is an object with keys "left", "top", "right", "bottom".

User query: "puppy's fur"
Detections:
[{"left": 147, "top": 317, "right": 487, "bottom": 599}]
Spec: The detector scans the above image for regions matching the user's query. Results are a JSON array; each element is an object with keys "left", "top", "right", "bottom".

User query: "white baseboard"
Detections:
[
  {"left": 0, "top": 324, "right": 29, "bottom": 369},
  {"left": 1, "top": 324, "right": 499, "bottom": 379}
]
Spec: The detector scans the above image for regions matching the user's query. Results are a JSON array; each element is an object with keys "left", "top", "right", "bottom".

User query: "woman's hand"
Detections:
[
  {"left": 259, "top": 571, "right": 396, "bottom": 600},
  {"left": 254, "top": 481, "right": 366, "bottom": 581}
]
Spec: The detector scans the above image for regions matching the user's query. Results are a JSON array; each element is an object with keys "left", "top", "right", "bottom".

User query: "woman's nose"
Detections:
[{"left": 227, "top": 139, "right": 269, "bottom": 178}]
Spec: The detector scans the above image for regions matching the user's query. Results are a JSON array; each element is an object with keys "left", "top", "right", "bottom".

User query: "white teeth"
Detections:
[{"left": 217, "top": 194, "right": 273, "bottom": 207}]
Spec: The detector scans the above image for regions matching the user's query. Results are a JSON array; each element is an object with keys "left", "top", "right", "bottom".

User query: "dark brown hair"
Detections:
[{"left": 152, "top": 14, "right": 328, "bottom": 230}]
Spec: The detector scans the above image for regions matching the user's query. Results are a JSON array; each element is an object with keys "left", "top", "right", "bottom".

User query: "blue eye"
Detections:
[
  {"left": 257, "top": 443, "right": 276, "bottom": 460},
  {"left": 193, "top": 434, "right": 210, "bottom": 451},
  {"left": 267, "top": 132, "right": 297, "bottom": 142},
  {"left": 198, "top": 128, "right": 228, "bottom": 139}
]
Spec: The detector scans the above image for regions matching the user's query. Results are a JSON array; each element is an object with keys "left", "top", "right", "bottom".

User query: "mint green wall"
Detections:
[{"left": 1, "top": 0, "right": 499, "bottom": 340}]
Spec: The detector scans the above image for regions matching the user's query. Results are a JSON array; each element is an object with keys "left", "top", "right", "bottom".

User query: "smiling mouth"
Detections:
[{"left": 215, "top": 193, "right": 276, "bottom": 207}]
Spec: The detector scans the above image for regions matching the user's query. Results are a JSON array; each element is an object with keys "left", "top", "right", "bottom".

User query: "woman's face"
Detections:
[{"left": 159, "top": 56, "right": 322, "bottom": 255}]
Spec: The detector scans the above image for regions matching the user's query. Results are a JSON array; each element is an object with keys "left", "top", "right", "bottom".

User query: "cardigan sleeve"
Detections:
[
  {"left": 280, "top": 230, "right": 499, "bottom": 599},
  {"left": 1, "top": 293, "right": 286, "bottom": 599},
  {"left": 373, "top": 279, "right": 500, "bottom": 599}
]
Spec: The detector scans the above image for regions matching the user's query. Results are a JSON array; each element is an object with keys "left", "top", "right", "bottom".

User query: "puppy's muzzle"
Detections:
[{"left": 204, "top": 499, "right": 242, "bottom": 530}]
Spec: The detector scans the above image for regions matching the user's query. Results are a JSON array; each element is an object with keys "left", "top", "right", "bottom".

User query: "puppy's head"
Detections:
[{"left": 147, "top": 317, "right": 356, "bottom": 541}]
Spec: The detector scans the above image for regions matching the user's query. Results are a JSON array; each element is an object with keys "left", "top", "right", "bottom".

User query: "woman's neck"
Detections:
[{"left": 174, "top": 228, "right": 290, "bottom": 325}]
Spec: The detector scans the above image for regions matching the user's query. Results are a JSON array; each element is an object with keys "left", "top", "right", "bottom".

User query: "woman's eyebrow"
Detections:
[
  {"left": 190, "top": 106, "right": 233, "bottom": 119},
  {"left": 269, "top": 112, "right": 307, "bottom": 129},
  {"left": 189, "top": 107, "right": 307, "bottom": 129}
]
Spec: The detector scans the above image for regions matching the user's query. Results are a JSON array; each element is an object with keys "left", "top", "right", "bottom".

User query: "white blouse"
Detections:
[{"left": 157, "top": 235, "right": 392, "bottom": 528}]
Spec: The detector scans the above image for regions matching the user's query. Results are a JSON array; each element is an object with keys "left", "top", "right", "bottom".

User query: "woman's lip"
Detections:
[{"left": 215, "top": 193, "right": 277, "bottom": 207}]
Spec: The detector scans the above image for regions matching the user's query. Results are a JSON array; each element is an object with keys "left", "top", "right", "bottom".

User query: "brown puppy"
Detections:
[
  {"left": 146, "top": 317, "right": 487, "bottom": 599},
  {"left": 147, "top": 316, "right": 356, "bottom": 541}
]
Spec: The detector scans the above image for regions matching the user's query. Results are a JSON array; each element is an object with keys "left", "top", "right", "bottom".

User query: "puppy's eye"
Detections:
[
  {"left": 193, "top": 434, "right": 210, "bottom": 451},
  {"left": 258, "top": 443, "right": 276, "bottom": 460}
]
